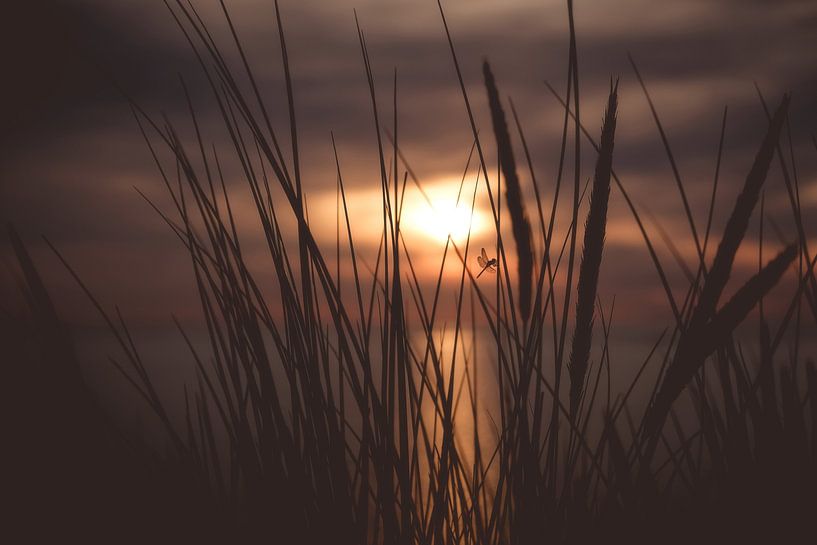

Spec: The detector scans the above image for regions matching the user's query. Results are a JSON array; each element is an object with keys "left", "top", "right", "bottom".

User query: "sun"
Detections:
[
  {"left": 311, "top": 178, "right": 490, "bottom": 248},
  {"left": 409, "top": 198, "right": 477, "bottom": 243},
  {"left": 401, "top": 183, "right": 489, "bottom": 244}
]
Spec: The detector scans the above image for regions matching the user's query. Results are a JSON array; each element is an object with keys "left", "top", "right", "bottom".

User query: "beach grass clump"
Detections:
[{"left": 8, "top": 1, "right": 817, "bottom": 544}]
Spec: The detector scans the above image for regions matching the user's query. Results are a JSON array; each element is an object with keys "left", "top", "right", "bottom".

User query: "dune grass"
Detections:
[{"left": 8, "top": 0, "right": 817, "bottom": 543}]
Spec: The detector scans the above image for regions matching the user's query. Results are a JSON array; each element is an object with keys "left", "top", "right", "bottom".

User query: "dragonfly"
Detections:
[{"left": 477, "top": 247, "right": 498, "bottom": 278}]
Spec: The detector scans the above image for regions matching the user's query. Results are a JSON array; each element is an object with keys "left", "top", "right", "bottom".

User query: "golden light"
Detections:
[
  {"left": 402, "top": 192, "right": 487, "bottom": 244},
  {"left": 312, "top": 178, "right": 491, "bottom": 248}
]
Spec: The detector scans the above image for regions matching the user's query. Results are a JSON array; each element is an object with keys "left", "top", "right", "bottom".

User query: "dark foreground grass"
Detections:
[{"left": 7, "top": 1, "right": 817, "bottom": 544}]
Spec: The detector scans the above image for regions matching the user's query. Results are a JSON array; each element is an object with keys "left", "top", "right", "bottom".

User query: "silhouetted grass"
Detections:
[
  {"left": 643, "top": 96, "right": 792, "bottom": 442},
  {"left": 568, "top": 80, "right": 618, "bottom": 419},
  {"left": 8, "top": 1, "right": 817, "bottom": 544},
  {"left": 483, "top": 60, "right": 534, "bottom": 325}
]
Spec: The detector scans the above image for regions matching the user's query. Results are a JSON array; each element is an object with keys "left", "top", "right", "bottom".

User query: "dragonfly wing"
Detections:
[
  {"left": 487, "top": 265, "right": 496, "bottom": 274},
  {"left": 477, "top": 255, "right": 486, "bottom": 268},
  {"left": 481, "top": 247, "right": 488, "bottom": 261}
]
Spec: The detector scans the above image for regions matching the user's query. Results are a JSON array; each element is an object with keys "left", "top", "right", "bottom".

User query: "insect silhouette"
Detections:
[{"left": 477, "top": 247, "right": 498, "bottom": 278}]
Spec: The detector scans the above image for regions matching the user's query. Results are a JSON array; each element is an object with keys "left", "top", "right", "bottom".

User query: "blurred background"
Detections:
[{"left": 2, "top": 0, "right": 816, "bottom": 416}]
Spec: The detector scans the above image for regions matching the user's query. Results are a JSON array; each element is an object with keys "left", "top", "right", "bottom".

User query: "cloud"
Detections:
[{"left": 2, "top": 0, "right": 814, "bottom": 333}]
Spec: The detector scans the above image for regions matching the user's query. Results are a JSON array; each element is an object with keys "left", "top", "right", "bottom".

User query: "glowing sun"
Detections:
[{"left": 401, "top": 184, "right": 489, "bottom": 244}]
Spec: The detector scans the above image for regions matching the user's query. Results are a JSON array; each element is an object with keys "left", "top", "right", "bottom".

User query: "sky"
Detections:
[{"left": 2, "top": 0, "right": 817, "bottom": 343}]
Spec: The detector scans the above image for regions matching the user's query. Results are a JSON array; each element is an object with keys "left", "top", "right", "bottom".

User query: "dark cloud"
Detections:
[{"left": 2, "top": 0, "right": 815, "bottom": 335}]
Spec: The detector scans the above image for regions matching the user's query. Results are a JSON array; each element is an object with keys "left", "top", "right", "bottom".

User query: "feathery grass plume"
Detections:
[
  {"left": 642, "top": 92, "right": 790, "bottom": 439},
  {"left": 690, "top": 95, "right": 790, "bottom": 328},
  {"left": 567, "top": 80, "right": 618, "bottom": 418},
  {"left": 644, "top": 251, "right": 798, "bottom": 450},
  {"left": 644, "top": 245, "right": 796, "bottom": 445},
  {"left": 483, "top": 60, "right": 533, "bottom": 322}
]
